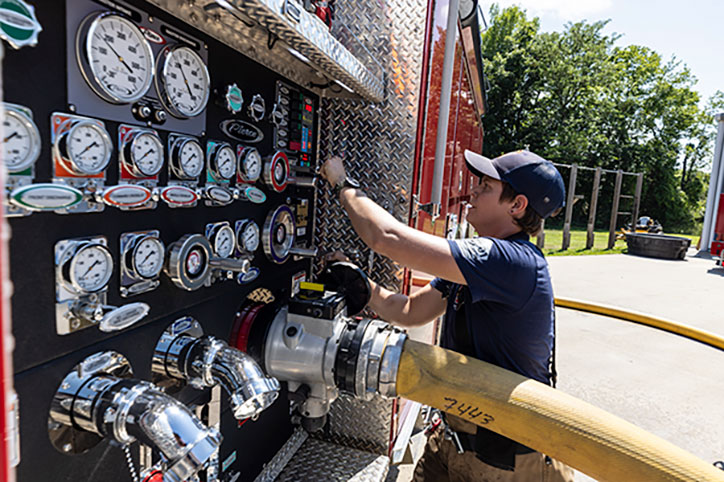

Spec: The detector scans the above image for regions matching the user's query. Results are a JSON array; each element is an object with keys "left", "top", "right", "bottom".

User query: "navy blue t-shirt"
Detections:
[{"left": 431, "top": 232, "right": 554, "bottom": 385}]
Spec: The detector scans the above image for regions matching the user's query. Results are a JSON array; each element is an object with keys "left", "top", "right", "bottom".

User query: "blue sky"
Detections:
[{"left": 486, "top": 0, "right": 723, "bottom": 106}]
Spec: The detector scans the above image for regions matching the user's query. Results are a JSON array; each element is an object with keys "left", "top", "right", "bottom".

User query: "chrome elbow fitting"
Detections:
[
  {"left": 48, "top": 351, "right": 221, "bottom": 482},
  {"left": 152, "top": 317, "right": 280, "bottom": 419}
]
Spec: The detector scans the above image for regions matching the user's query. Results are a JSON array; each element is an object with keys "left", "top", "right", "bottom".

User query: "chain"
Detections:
[{"left": 122, "top": 444, "right": 140, "bottom": 482}]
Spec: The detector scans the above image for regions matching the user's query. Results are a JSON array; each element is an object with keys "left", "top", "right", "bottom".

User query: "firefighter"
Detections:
[{"left": 320, "top": 150, "right": 575, "bottom": 482}]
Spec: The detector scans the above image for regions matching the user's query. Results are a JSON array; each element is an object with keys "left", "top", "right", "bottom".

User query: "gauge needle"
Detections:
[
  {"left": 141, "top": 250, "right": 156, "bottom": 264},
  {"left": 82, "top": 260, "right": 100, "bottom": 277},
  {"left": 176, "top": 63, "right": 196, "bottom": 100},
  {"left": 103, "top": 36, "right": 134, "bottom": 73},
  {"left": 137, "top": 148, "right": 155, "bottom": 162},
  {"left": 77, "top": 141, "right": 99, "bottom": 157},
  {"left": 2, "top": 132, "right": 18, "bottom": 143}
]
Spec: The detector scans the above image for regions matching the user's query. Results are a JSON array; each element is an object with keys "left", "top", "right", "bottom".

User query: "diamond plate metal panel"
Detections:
[
  {"left": 314, "top": 0, "right": 426, "bottom": 293},
  {"left": 315, "top": 394, "right": 395, "bottom": 456},
  {"left": 254, "top": 428, "right": 309, "bottom": 482},
  {"left": 276, "top": 437, "right": 390, "bottom": 482}
]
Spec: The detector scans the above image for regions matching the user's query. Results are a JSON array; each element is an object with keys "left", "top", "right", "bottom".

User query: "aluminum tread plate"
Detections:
[
  {"left": 254, "top": 427, "right": 309, "bottom": 482},
  {"left": 275, "top": 437, "right": 390, "bottom": 482}
]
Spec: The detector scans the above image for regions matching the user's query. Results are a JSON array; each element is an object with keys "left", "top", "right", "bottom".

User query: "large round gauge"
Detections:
[
  {"left": 238, "top": 147, "right": 262, "bottom": 183},
  {"left": 122, "top": 130, "right": 164, "bottom": 177},
  {"left": 77, "top": 13, "right": 155, "bottom": 104},
  {"left": 165, "top": 234, "right": 211, "bottom": 291},
  {"left": 67, "top": 243, "right": 114, "bottom": 293},
  {"left": 170, "top": 136, "right": 204, "bottom": 179},
  {"left": 263, "top": 151, "right": 289, "bottom": 192},
  {"left": 263, "top": 205, "right": 296, "bottom": 264},
  {"left": 131, "top": 235, "right": 165, "bottom": 279},
  {"left": 2, "top": 106, "right": 41, "bottom": 173},
  {"left": 186, "top": 248, "right": 205, "bottom": 277},
  {"left": 209, "top": 143, "right": 236, "bottom": 181},
  {"left": 156, "top": 45, "right": 210, "bottom": 118},
  {"left": 238, "top": 220, "right": 260, "bottom": 253},
  {"left": 211, "top": 224, "right": 235, "bottom": 258},
  {"left": 57, "top": 121, "right": 113, "bottom": 176}
]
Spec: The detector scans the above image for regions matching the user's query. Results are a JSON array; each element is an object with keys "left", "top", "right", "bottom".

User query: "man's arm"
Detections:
[{"left": 367, "top": 278, "right": 447, "bottom": 328}]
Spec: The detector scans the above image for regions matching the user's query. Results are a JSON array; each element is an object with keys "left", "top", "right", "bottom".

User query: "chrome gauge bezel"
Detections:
[
  {"left": 237, "top": 146, "right": 262, "bottom": 183},
  {"left": 211, "top": 224, "right": 235, "bottom": 259},
  {"left": 57, "top": 120, "right": 113, "bottom": 176},
  {"left": 2, "top": 105, "right": 41, "bottom": 173},
  {"left": 131, "top": 235, "right": 165, "bottom": 279},
  {"left": 209, "top": 143, "right": 236, "bottom": 181},
  {"left": 170, "top": 136, "right": 204, "bottom": 179},
  {"left": 165, "top": 234, "right": 212, "bottom": 291},
  {"left": 263, "top": 205, "right": 296, "bottom": 264},
  {"left": 122, "top": 130, "right": 165, "bottom": 178},
  {"left": 66, "top": 242, "right": 114, "bottom": 294},
  {"left": 156, "top": 44, "right": 210, "bottom": 118},
  {"left": 237, "top": 220, "right": 260, "bottom": 253},
  {"left": 76, "top": 12, "right": 155, "bottom": 104}
]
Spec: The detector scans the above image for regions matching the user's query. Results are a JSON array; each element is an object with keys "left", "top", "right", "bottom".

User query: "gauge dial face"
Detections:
[
  {"left": 171, "top": 137, "right": 204, "bottom": 179},
  {"left": 213, "top": 225, "right": 235, "bottom": 258},
  {"left": 129, "top": 131, "right": 164, "bottom": 177},
  {"left": 273, "top": 160, "right": 287, "bottom": 184},
  {"left": 132, "top": 236, "right": 165, "bottom": 279},
  {"left": 159, "top": 46, "right": 210, "bottom": 118},
  {"left": 185, "top": 248, "right": 205, "bottom": 277},
  {"left": 239, "top": 148, "right": 262, "bottom": 182},
  {"left": 65, "top": 121, "right": 112, "bottom": 175},
  {"left": 69, "top": 243, "right": 113, "bottom": 293},
  {"left": 239, "top": 221, "right": 260, "bottom": 252},
  {"left": 2, "top": 107, "right": 41, "bottom": 173},
  {"left": 212, "top": 144, "right": 236, "bottom": 180},
  {"left": 82, "top": 13, "right": 154, "bottom": 103}
]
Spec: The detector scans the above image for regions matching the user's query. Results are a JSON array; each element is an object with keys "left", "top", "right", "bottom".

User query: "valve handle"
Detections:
[{"left": 319, "top": 261, "right": 371, "bottom": 316}]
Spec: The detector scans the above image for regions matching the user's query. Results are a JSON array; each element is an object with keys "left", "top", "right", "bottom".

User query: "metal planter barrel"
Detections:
[{"left": 624, "top": 233, "right": 691, "bottom": 260}]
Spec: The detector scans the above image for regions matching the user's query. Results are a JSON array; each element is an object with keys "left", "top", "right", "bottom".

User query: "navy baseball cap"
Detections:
[{"left": 464, "top": 149, "right": 565, "bottom": 218}]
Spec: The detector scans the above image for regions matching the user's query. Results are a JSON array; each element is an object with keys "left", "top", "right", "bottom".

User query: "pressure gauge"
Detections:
[
  {"left": 237, "top": 220, "right": 260, "bottom": 253},
  {"left": 238, "top": 147, "right": 262, "bottom": 183},
  {"left": 170, "top": 136, "right": 204, "bottom": 179},
  {"left": 2, "top": 105, "right": 41, "bottom": 173},
  {"left": 211, "top": 224, "right": 235, "bottom": 258},
  {"left": 77, "top": 13, "right": 155, "bottom": 104},
  {"left": 209, "top": 143, "right": 236, "bottom": 181},
  {"left": 263, "top": 205, "right": 296, "bottom": 264},
  {"left": 122, "top": 130, "right": 164, "bottom": 177},
  {"left": 65, "top": 242, "right": 114, "bottom": 294},
  {"left": 130, "top": 235, "right": 165, "bottom": 279},
  {"left": 185, "top": 248, "right": 205, "bottom": 277},
  {"left": 156, "top": 45, "right": 210, "bottom": 118},
  {"left": 56, "top": 120, "right": 113, "bottom": 175}
]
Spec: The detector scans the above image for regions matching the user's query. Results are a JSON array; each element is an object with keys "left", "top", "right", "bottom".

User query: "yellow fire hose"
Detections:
[
  {"left": 555, "top": 297, "right": 724, "bottom": 352},
  {"left": 396, "top": 339, "right": 724, "bottom": 482}
]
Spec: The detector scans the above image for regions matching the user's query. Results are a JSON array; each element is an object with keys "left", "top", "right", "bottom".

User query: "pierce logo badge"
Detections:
[
  {"left": 10, "top": 183, "right": 83, "bottom": 211},
  {"left": 220, "top": 119, "right": 264, "bottom": 143}
]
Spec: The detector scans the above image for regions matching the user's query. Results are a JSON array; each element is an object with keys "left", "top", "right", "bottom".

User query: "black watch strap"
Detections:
[{"left": 334, "top": 176, "right": 360, "bottom": 195}]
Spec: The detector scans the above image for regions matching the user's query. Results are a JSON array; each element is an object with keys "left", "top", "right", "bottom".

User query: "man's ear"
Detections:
[{"left": 510, "top": 194, "right": 528, "bottom": 218}]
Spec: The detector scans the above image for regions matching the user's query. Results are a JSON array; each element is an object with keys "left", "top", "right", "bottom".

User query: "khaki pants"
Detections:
[{"left": 413, "top": 426, "right": 575, "bottom": 482}]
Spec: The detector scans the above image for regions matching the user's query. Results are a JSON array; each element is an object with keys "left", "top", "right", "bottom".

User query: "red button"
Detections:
[{"left": 142, "top": 471, "right": 164, "bottom": 482}]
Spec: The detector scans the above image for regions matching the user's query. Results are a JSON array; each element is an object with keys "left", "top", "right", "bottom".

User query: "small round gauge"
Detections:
[
  {"left": 157, "top": 45, "right": 210, "bottom": 118},
  {"left": 170, "top": 137, "right": 204, "bottom": 179},
  {"left": 67, "top": 243, "right": 114, "bottom": 293},
  {"left": 58, "top": 121, "right": 113, "bottom": 175},
  {"left": 131, "top": 236, "right": 165, "bottom": 279},
  {"left": 210, "top": 143, "right": 236, "bottom": 181},
  {"left": 78, "top": 13, "right": 155, "bottom": 104},
  {"left": 238, "top": 221, "right": 260, "bottom": 253},
  {"left": 212, "top": 224, "right": 235, "bottom": 258},
  {"left": 185, "top": 248, "right": 206, "bottom": 278},
  {"left": 238, "top": 147, "right": 262, "bottom": 183},
  {"left": 123, "top": 131, "right": 164, "bottom": 177},
  {"left": 2, "top": 106, "right": 41, "bottom": 173}
]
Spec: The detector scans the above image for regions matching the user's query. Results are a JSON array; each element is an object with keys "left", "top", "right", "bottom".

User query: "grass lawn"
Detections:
[{"left": 535, "top": 229, "right": 700, "bottom": 256}]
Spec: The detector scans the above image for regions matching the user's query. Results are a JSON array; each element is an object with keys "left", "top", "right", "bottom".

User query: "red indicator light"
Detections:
[{"left": 305, "top": 104, "right": 312, "bottom": 112}]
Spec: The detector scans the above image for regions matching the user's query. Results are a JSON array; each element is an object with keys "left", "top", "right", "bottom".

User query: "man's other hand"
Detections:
[
  {"left": 323, "top": 250, "right": 351, "bottom": 265},
  {"left": 320, "top": 156, "right": 346, "bottom": 187}
]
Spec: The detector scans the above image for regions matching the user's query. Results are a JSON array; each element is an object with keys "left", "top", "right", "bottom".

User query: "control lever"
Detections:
[
  {"left": 289, "top": 246, "right": 318, "bottom": 258},
  {"left": 289, "top": 175, "right": 316, "bottom": 188},
  {"left": 73, "top": 301, "right": 150, "bottom": 333},
  {"left": 209, "top": 257, "right": 250, "bottom": 273}
]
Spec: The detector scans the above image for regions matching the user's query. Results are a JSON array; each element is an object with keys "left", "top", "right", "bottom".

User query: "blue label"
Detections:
[{"left": 237, "top": 267, "right": 260, "bottom": 284}]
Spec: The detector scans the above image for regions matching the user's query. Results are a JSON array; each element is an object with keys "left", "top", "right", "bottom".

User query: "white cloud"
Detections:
[{"left": 489, "top": 0, "right": 613, "bottom": 22}]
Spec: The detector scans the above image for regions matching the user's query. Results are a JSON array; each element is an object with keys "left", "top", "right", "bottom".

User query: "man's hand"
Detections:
[
  {"left": 320, "top": 156, "right": 346, "bottom": 188},
  {"left": 324, "top": 250, "right": 351, "bottom": 264}
]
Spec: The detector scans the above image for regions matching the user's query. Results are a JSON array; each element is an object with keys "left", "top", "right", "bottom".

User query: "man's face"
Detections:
[{"left": 465, "top": 175, "right": 515, "bottom": 236}]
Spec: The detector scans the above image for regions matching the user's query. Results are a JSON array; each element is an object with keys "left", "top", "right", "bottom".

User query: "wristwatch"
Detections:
[{"left": 334, "top": 176, "right": 360, "bottom": 195}]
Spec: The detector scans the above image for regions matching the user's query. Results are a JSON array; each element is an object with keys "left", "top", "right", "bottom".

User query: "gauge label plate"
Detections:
[
  {"left": 242, "top": 186, "right": 267, "bottom": 204},
  {"left": 237, "top": 267, "right": 260, "bottom": 284},
  {"left": 10, "top": 183, "right": 83, "bottom": 211},
  {"left": 206, "top": 186, "right": 233, "bottom": 205},
  {"left": 101, "top": 185, "right": 152, "bottom": 208},
  {"left": 161, "top": 185, "right": 199, "bottom": 206}
]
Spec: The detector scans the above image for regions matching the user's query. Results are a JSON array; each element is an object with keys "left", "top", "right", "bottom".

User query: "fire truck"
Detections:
[{"left": 0, "top": 1, "right": 722, "bottom": 481}]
